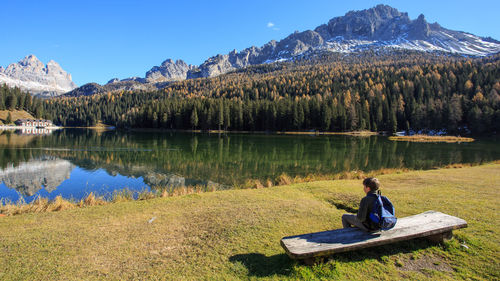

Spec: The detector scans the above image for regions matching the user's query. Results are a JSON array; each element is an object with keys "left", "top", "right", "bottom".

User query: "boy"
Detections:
[{"left": 341, "top": 177, "right": 380, "bottom": 232}]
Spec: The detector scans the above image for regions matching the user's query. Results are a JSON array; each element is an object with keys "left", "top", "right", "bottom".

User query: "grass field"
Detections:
[{"left": 0, "top": 164, "right": 499, "bottom": 280}]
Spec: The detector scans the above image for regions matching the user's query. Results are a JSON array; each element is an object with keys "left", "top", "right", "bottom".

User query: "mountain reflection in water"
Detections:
[{"left": 0, "top": 157, "right": 74, "bottom": 196}]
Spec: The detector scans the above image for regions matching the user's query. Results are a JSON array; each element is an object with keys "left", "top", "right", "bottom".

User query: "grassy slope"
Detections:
[
  {"left": 0, "top": 109, "right": 35, "bottom": 124},
  {"left": 0, "top": 164, "right": 499, "bottom": 280}
]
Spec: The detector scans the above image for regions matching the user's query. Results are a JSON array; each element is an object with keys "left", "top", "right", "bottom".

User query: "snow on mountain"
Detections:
[
  {"left": 0, "top": 55, "right": 77, "bottom": 97},
  {"left": 169, "top": 5, "right": 500, "bottom": 81}
]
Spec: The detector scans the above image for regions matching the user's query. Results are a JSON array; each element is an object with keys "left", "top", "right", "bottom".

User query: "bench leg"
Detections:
[{"left": 427, "top": 231, "right": 453, "bottom": 243}]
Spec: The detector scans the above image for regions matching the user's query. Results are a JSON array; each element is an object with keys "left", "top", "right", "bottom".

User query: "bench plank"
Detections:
[{"left": 281, "top": 211, "right": 467, "bottom": 259}]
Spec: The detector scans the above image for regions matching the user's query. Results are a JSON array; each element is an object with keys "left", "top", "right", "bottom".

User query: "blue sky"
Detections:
[{"left": 1, "top": 0, "right": 499, "bottom": 86}]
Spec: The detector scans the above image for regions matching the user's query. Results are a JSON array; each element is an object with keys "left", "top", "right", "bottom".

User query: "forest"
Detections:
[
  {"left": 0, "top": 84, "right": 44, "bottom": 119},
  {"left": 3, "top": 51, "right": 500, "bottom": 135}
]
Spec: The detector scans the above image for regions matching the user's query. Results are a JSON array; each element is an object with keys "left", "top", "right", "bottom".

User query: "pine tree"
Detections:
[
  {"left": 389, "top": 111, "right": 397, "bottom": 135},
  {"left": 6, "top": 95, "right": 16, "bottom": 110},
  {"left": 5, "top": 112, "right": 12, "bottom": 124},
  {"left": 217, "top": 100, "right": 224, "bottom": 131},
  {"left": 321, "top": 103, "right": 332, "bottom": 131},
  {"left": 190, "top": 108, "right": 198, "bottom": 129}
]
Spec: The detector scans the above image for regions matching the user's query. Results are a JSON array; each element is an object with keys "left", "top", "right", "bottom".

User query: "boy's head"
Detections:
[{"left": 363, "top": 177, "right": 380, "bottom": 193}]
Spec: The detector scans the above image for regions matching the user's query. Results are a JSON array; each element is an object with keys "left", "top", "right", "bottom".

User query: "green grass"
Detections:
[{"left": 0, "top": 164, "right": 499, "bottom": 280}]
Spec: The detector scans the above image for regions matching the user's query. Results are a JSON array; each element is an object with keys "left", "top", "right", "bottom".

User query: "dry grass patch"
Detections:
[
  {"left": 389, "top": 135, "right": 474, "bottom": 143},
  {"left": 0, "top": 109, "right": 35, "bottom": 123},
  {"left": 276, "top": 130, "right": 378, "bottom": 136}
]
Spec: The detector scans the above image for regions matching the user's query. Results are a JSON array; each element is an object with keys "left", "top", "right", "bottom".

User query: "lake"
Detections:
[{"left": 1, "top": 129, "right": 499, "bottom": 203}]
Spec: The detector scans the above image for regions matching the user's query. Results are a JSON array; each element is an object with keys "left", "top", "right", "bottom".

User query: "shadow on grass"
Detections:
[
  {"left": 230, "top": 238, "right": 440, "bottom": 277},
  {"left": 229, "top": 253, "right": 294, "bottom": 277},
  {"left": 331, "top": 237, "right": 440, "bottom": 263}
]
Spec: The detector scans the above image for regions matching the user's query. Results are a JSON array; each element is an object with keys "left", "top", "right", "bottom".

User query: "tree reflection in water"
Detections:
[{"left": 0, "top": 129, "right": 499, "bottom": 202}]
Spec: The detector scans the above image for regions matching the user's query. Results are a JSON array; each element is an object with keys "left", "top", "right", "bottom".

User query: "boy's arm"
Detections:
[{"left": 357, "top": 197, "right": 368, "bottom": 222}]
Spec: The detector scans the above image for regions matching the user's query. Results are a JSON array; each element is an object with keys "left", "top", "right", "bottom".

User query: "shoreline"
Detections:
[
  {"left": 0, "top": 125, "right": 62, "bottom": 129},
  {"left": 108, "top": 127, "right": 380, "bottom": 136},
  {"left": 2, "top": 161, "right": 496, "bottom": 216},
  {"left": 62, "top": 126, "right": 115, "bottom": 130},
  {"left": 6, "top": 125, "right": 488, "bottom": 139}
]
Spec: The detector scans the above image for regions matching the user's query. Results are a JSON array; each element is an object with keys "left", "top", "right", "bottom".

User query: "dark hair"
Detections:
[{"left": 363, "top": 177, "right": 380, "bottom": 191}]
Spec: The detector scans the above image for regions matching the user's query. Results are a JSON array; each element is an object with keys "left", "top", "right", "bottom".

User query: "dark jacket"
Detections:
[{"left": 357, "top": 191, "right": 379, "bottom": 230}]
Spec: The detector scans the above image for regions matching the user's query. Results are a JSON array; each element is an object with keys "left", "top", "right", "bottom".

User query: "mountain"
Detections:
[
  {"left": 189, "top": 5, "right": 500, "bottom": 78},
  {"left": 145, "top": 59, "right": 196, "bottom": 83},
  {"left": 64, "top": 81, "right": 159, "bottom": 97},
  {"left": 0, "top": 55, "right": 77, "bottom": 97},
  {"left": 68, "top": 4, "right": 500, "bottom": 96}
]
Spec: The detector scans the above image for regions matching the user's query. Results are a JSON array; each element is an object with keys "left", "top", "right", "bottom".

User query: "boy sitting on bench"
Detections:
[{"left": 341, "top": 177, "right": 381, "bottom": 232}]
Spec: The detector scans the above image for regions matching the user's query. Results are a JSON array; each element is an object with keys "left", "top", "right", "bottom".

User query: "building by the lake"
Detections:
[
  {"left": 14, "top": 119, "right": 53, "bottom": 128},
  {"left": 18, "top": 127, "right": 53, "bottom": 135}
]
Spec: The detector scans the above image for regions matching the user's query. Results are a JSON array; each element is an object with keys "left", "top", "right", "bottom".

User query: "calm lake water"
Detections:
[{"left": 1, "top": 129, "right": 499, "bottom": 203}]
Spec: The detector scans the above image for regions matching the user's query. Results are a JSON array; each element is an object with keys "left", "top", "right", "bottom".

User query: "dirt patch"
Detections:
[{"left": 397, "top": 254, "right": 453, "bottom": 276}]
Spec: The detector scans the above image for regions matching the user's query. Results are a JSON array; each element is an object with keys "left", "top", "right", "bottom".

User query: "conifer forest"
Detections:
[{"left": 3, "top": 51, "right": 500, "bottom": 135}]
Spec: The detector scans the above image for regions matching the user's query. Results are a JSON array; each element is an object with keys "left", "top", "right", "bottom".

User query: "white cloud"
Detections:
[{"left": 267, "top": 22, "right": 279, "bottom": 31}]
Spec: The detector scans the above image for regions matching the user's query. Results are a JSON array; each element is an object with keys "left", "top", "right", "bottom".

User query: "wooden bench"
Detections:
[{"left": 280, "top": 211, "right": 467, "bottom": 264}]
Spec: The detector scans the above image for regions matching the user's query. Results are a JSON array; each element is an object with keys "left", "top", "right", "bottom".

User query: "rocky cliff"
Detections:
[
  {"left": 0, "top": 55, "right": 77, "bottom": 97},
  {"left": 145, "top": 59, "right": 196, "bottom": 82}
]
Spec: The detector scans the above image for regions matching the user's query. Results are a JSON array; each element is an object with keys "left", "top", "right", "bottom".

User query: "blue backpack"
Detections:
[{"left": 369, "top": 193, "right": 397, "bottom": 230}]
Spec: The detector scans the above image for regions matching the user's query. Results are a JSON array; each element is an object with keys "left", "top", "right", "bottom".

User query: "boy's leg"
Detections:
[{"left": 342, "top": 214, "right": 369, "bottom": 231}]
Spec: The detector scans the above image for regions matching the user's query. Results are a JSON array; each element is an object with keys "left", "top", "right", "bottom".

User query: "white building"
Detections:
[{"left": 15, "top": 119, "right": 53, "bottom": 128}]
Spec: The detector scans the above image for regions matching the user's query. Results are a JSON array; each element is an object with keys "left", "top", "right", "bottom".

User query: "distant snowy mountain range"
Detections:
[{"left": 2, "top": 5, "right": 500, "bottom": 97}]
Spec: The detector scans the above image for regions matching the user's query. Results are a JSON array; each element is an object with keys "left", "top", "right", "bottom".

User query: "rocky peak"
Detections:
[
  {"left": 315, "top": 4, "right": 411, "bottom": 40},
  {"left": 0, "top": 55, "right": 77, "bottom": 97},
  {"left": 160, "top": 58, "right": 188, "bottom": 67},
  {"left": 346, "top": 4, "right": 402, "bottom": 20},
  {"left": 46, "top": 59, "right": 62, "bottom": 69},
  {"left": 408, "top": 14, "right": 431, "bottom": 39},
  {"left": 145, "top": 58, "right": 195, "bottom": 83},
  {"left": 9, "top": 55, "right": 45, "bottom": 75},
  {"left": 19, "top": 54, "right": 44, "bottom": 67},
  {"left": 46, "top": 60, "right": 68, "bottom": 76}
]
